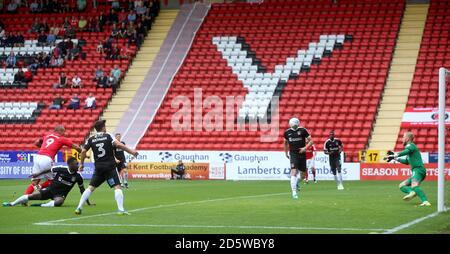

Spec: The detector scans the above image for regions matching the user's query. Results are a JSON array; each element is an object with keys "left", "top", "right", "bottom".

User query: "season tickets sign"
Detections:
[
  {"left": 128, "top": 162, "right": 210, "bottom": 180},
  {"left": 401, "top": 107, "right": 450, "bottom": 127},
  {"left": 360, "top": 163, "right": 450, "bottom": 181}
]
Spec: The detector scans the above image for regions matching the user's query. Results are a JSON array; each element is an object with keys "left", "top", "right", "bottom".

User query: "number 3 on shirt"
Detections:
[{"left": 95, "top": 143, "right": 106, "bottom": 157}]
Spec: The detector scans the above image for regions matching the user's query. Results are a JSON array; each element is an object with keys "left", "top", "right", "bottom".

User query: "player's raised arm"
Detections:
[
  {"left": 113, "top": 140, "right": 139, "bottom": 157},
  {"left": 34, "top": 138, "right": 43, "bottom": 148}
]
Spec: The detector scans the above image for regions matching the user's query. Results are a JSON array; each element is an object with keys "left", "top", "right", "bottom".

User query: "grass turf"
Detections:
[{"left": 0, "top": 179, "right": 448, "bottom": 234}]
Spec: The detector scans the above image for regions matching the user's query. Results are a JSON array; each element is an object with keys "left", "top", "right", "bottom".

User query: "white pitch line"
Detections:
[
  {"left": 34, "top": 192, "right": 287, "bottom": 225},
  {"left": 35, "top": 222, "right": 388, "bottom": 232},
  {"left": 382, "top": 211, "right": 441, "bottom": 234}
]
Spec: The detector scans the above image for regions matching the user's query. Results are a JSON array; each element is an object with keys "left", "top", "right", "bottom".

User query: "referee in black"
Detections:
[
  {"left": 324, "top": 130, "right": 345, "bottom": 190},
  {"left": 75, "top": 119, "right": 138, "bottom": 215}
]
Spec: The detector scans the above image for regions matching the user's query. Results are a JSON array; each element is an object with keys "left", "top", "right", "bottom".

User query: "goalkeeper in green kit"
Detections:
[{"left": 384, "top": 132, "right": 431, "bottom": 207}]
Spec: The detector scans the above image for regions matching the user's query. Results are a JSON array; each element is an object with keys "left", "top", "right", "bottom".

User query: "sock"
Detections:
[
  {"left": 41, "top": 180, "right": 52, "bottom": 188},
  {"left": 304, "top": 170, "right": 309, "bottom": 181},
  {"left": 290, "top": 176, "right": 298, "bottom": 193},
  {"left": 124, "top": 172, "right": 128, "bottom": 184},
  {"left": 400, "top": 186, "right": 413, "bottom": 194},
  {"left": 412, "top": 186, "right": 428, "bottom": 202},
  {"left": 11, "top": 195, "right": 29, "bottom": 206},
  {"left": 312, "top": 170, "right": 316, "bottom": 180},
  {"left": 41, "top": 200, "right": 55, "bottom": 207},
  {"left": 333, "top": 174, "right": 339, "bottom": 185},
  {"left": 77, "top": 189, "right": 92, "bottom": 210},
  {"left": 338, "top": 172, "right": 343, "bottom": 185},
  {"left": 115, "top": 189, "right": 124, "bottom": 211}
]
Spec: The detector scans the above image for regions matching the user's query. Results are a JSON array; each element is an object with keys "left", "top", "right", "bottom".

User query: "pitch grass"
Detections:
[{"left": 0, "top": 180, "right": 448, "bottom": 234}]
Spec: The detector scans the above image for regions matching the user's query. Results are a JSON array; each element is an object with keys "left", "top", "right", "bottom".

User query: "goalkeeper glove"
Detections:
[{"left": 384, "top": 150, "right": 397, "bottom": 162}]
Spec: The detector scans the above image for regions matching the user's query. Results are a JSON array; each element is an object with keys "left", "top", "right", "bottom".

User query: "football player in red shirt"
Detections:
[
  {"left": 304, "top": 145, "right": 317, "bottom": 183},
  {"left": 24, "top": 125, "right": 82, "bottom": 196}
]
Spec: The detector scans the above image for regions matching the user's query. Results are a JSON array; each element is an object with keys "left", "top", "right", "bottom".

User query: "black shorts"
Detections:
[
  {"left": 290, "top": 152, "right": 307, "bottom": 172},
  {"left": 90, "top": 164, "right": 121, "bottom": 188},
  {"left": 39, "top": 187, "right": 65, "bottom": 200},
  {"left": 329, "top": 156, "right": 342, "bottom": 174},
  {"left": 116, "top": 160, "right": 127, "bottom": 172}
]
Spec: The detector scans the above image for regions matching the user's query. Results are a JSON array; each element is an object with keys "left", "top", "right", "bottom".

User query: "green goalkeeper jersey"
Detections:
[{"left": 396, "top": 142, "right": 425, "bottom": 170}]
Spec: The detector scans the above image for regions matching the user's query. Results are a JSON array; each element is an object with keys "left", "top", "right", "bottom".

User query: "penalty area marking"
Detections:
[
  {"left": 36, "top": 222, "right": 388, "bottom": 232},
  {"left": 382, "top": 211, "right": 441, "bottom": 234}
]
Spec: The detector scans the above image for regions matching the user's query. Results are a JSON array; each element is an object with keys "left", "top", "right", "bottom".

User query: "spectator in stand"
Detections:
[
  {"left": 120, "top": 43, "right": 134, "bottom": 59},
  {"left": 24, "top": 69, "right": 33, "bottom": 82},
  {"left": 67, "top": 94, "right": 80, "bottom": 110},
  {"left": 96, "top": 40, "right": 104, "bottom": 54},
  {"left": 54, "top": 72, "right": 67, "bottom": 88},
  {"left": 87, "top": 17, "right": 100, "bottom": 32},
  {"left": 47, "top": 29, "right": 57, "bottom": 46},
  {"left": 28, "top": 59, "right": 39, "bottom": 75},
  {"left": 119, "top": 22, "right": 127, "bottom": 38},
  {"left": 29, "top": 19, "right": 42, "bottom": 33},
  {"left": 127, "top": 10, "right": 137, "bottom": 23},
  {"left": 65, "top": 25, "right": 76, "bottom": 39},
  {"left": 118, "top": 9, "right": 128, "bottom": 23},
  {"left": 108, "top": 9, "right": 119, "bottom": 24},
  {"left": 78, "top": 16, "right": 88, "bottom": 32},
  {"left": 0, "top": 27, "right": 4, "bottom": 38},
  {"left": 94, "top": 66, "right": 104, "bottom": 82},
  {"left": 111, "top": 0, "right": 120, "bottom": 11},
  {"left": 49, "top": 94, "right": 65, "bottom": 110},
  {"left": 63, "top": 17, "right": 71, "bottom": 30},
  {"left": 40, "top": 20, "right": 50, "bottom": 33},
  {"left": 136, "top": 4, "right": 147, "bottom": 15},
  {"left": 37, "top": 31, "right": 48, "bottom": 46},
  {"left": 97, "top": 11, "right": 106, "bottom": 30},
  {"left": 107, "top": 44, "right": 120, "bottom": 60},
  {"left": 14, "top": 69, "right": 25, "bottom": 85},
  {"left": 7, "top": 1, "right": 18, "bottom": 13},
  {"left": 71, "top": 75, "right": 82, "bottom": 88},
  {"left": 30, "top": 0, "right": 40, "bottom": 13},
  {"left": 16, "top": 32, "right": 25, "bottom": 47},
  {"left": 110, "top": 65, "right": 121, "bottom": 82},
  {"left": 70, "top": 16, "right": 78, "bottom": 28},
  {"left": 77, "top": 0, "right": 86, "bottom": 11},
  {"left": 96, "top": 74, "right": 107, "bottom": 88},
  {"left": 111, "top": 23, "right": 119, "bottom": 38},
  {"left": 84, "top": 93, "right": 96, "bottom": 109},
  {"left": 68, "top": 44, "right": 81, "bottom": 60},
  {"left": 106, "top": 76, "right": 118, "bottom": 94},
  {"left": 6, "top": 52, "right": 17, "bottom": 68}
]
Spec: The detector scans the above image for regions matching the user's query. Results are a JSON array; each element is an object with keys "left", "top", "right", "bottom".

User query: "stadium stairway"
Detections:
[
  {"left": 368, "top": 4, "right": 429, "bottom": 151},
  {"left": 101, "top": 9, "right": 179, "bottom": 133}
]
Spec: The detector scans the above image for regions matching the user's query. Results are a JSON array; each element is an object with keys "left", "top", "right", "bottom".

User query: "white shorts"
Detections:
[
  {"left": 32, "top": 154, "right": 54, "bottom": 180},
  {"left": 306, "top": 158, "right": 315, "bottom": 170}
]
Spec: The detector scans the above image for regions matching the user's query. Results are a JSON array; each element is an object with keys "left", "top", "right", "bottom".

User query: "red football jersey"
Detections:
[
  {"left": 38, "top": 132, "right": 73, "bottom": 160},
  {"left": 305, "top": 145, "right": 316, "bottom": 160}
]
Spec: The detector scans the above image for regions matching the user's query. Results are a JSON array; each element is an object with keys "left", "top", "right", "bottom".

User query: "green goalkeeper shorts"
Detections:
[{"left": 405, "top": 167, "right": 427, "bottom": 185}]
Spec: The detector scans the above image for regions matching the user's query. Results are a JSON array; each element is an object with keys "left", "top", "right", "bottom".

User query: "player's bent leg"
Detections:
[
  {"left": 411, "top": 179, "right": 430, "bottom": 206},
  {"left": 53, "top": 197, "right": 65, "bottom": 207}
]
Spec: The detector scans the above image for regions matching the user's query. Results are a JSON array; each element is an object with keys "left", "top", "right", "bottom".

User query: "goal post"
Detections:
[{"left": 438, "top": 67, "right": 448, "bottom": 212}]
